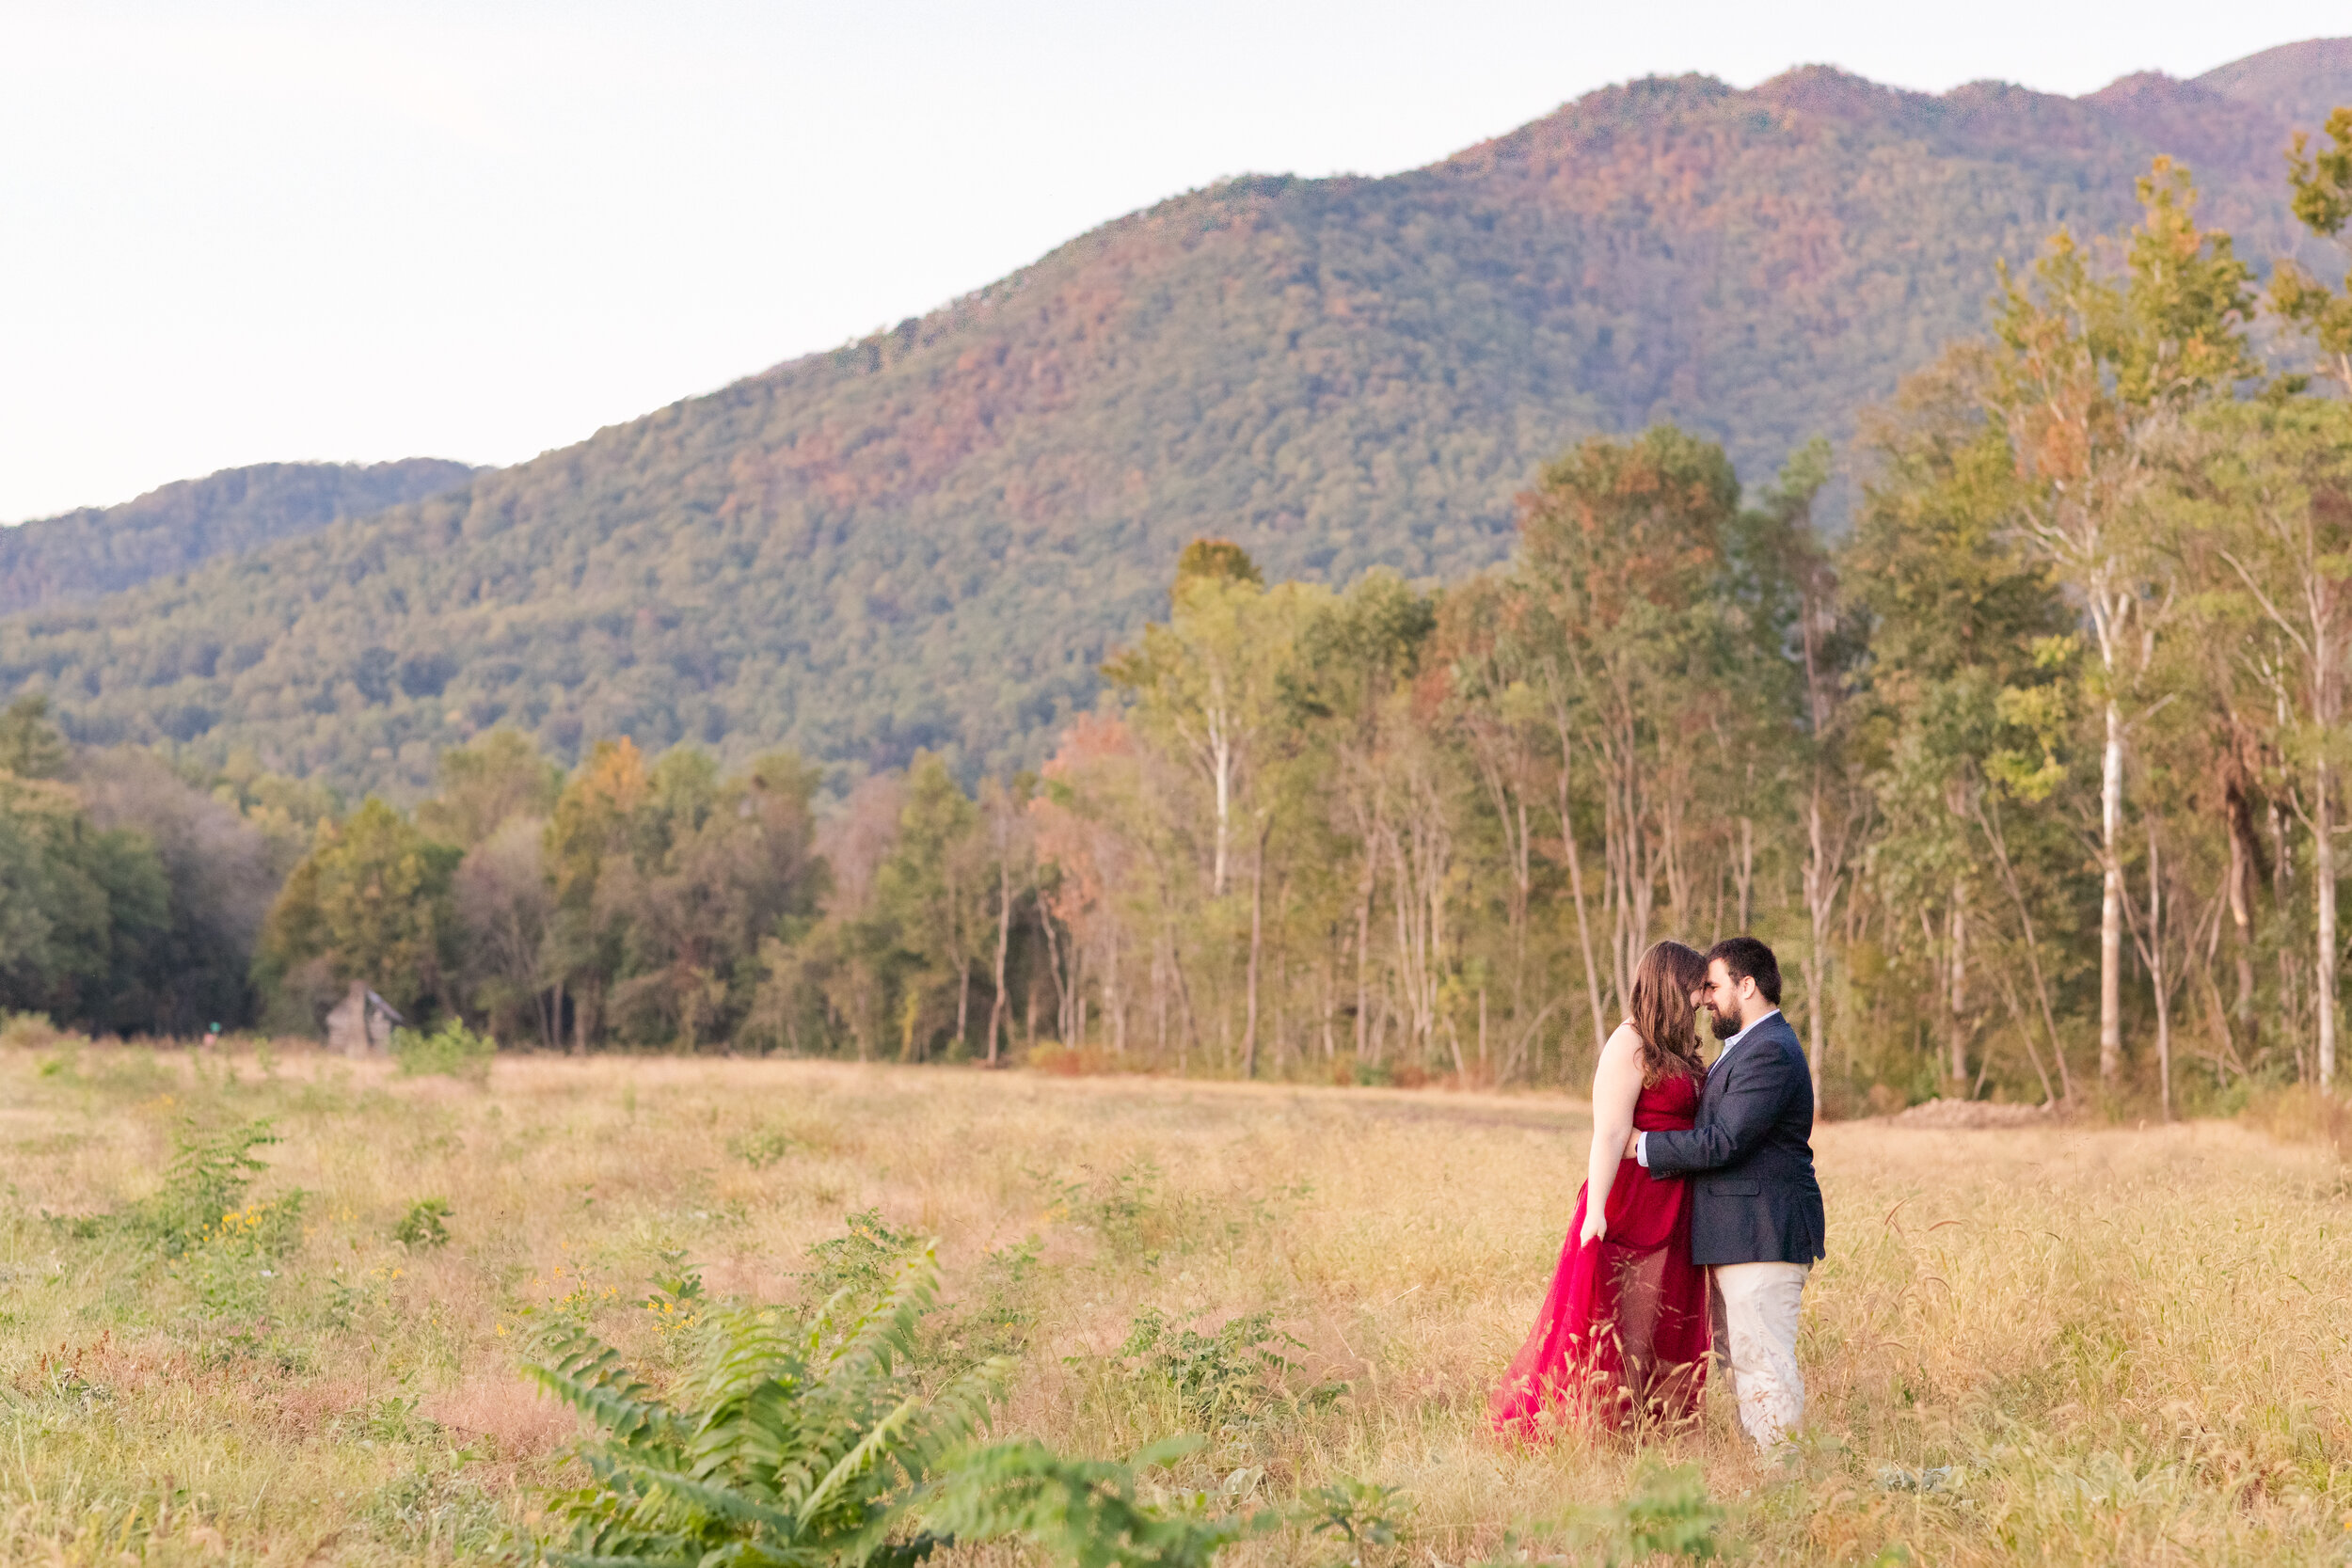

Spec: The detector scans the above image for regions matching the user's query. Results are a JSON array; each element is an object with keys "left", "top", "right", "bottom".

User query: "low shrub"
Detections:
[
  {"left": 392, "top": 1197, "right": 453, "bottom": 1247},
  {"left": 175, "top": 1196, "right": 306, "bottom": 1330},
  {"left": 128, "top": 1119, "right": 292, "bottom": 1256},
  {"left": 1476, "top": 1462, "right": 1723, "bottom": 1566},
  {"left": 1116, "top": 1307, "right": 1343, "bottom": 1429},
  {"left": 803, "top": 1208, "right": 922, "bottom": 1307},
  {"left": 1, "top": 1011, "right": 65, "bottom": 1051},
  {"left": 725, "top": 1126, "right": 794, "bottom": 1168},
  {"left": 1581, "top": 1461, "right": 1723, "bottom": 1564},
  {"left": 391, "top": 1019, "right": 495, "bottom": 1085}
]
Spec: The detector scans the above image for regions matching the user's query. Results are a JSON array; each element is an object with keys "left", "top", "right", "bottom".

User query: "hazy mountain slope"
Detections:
[
  {"left": 0, "top": 459, "right": 481, "bottom": 615},
  {"left": 3, "top": 46, "right": 2347, "bottom": 797},
  {"left": 2198, "top": 37, "right": 2352, "bottom": 138}
]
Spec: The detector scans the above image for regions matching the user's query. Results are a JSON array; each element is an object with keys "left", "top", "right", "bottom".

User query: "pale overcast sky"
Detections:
[{"left": 2, "top": 1, "right": 2344, "bottom": 522}]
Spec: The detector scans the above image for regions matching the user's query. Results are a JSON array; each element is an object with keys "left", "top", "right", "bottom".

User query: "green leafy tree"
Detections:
[
  {"left": 1510, "top": 426, "right": 1746, "bottom": 1010},
  {"left": 978, "top": 771, "right": 1039, "bottom": 1067},
  {"left": 1432, "top": 573, "right": 1561, "bottom": 1070},
  {"left": 1106, "top": 545, "right": 1324, "bottom": 1071},
  {"left": 596, "top": 750, "right": 828, "bottom": 1050},
  {"left": 1986, "top": 157, "right": 2258, "bottom": 1094},
  {"left": 0, "top": 772, "right": 170, "bottom": 1027},
  {"left": 0, "top": 695, "right": 69, "bottom": 779},
  {"left": 257, "top": 797, "right": 461, "bottom": 1019},
  {"left": 2270, "top": 107, "right": 2352, "bottom": 396},
  {"left": 1744, "top": 439, "right": 1855, "bottom": 1088},
  {"left": 2240, "top": 103, "right": 2352, "bottom": 1089},
  {"left": 454, "top": 815, "right": 560, "bottom": 1049},
  {"left": 542, "top": 736, "right": 652, "bottom": 1048},
  {"left": 871, "top": 752, "right": 988, "bottom": 1058},
  {"left": 1107, "top": 543, "right": 1307, "bottom": 901},
  {"left": 2172, "top": 398, "right": 2352, "bottom": 1091},
  {"left": 1287, "top": 570, "right": 1436, "bottom": 1068},
  {"left": 415, "top": 726, "right": 561, "bottom": 848},
  {"left": 1847, "top": 349, "right": 2079, "bottom": 1102}
]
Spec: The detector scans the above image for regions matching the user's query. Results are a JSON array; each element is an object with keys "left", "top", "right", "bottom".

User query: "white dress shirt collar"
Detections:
[{"left": 1709, "top": 1007, "right": 1782, "bottom": 1072}]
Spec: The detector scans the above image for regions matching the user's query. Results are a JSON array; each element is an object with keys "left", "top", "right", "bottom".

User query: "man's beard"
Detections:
[{"left": 1707, "top": 1006, "right": 1740, "bottom": 1041}]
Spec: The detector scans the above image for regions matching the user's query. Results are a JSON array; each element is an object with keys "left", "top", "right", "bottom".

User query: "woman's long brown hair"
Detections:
[{"left": 1629, "top": 940, "right": 1708, "bottom": 1085}]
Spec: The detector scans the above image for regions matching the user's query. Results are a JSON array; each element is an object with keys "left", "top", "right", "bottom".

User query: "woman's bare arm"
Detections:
[{"left": 1579, "top": 1022, "right": 1646, "bottom": 1245}]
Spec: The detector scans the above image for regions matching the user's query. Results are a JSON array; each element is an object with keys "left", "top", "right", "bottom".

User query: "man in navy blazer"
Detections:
[{"left": 1629, "top": 936, "right": 1823, "bottom": 1447}]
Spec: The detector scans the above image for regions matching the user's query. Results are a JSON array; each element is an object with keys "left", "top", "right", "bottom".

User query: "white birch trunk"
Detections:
[{"left": 2100, "top": 696, "right": 2124, "bottom": 1088}]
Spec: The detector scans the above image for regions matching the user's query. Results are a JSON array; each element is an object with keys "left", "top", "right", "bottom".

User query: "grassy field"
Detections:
[{"left": 1, "top": 1039, "right": 2347, "bottom": 1566}]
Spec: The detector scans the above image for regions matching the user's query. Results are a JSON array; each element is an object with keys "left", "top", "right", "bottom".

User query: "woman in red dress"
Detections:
[{"left": 1492, "top": 941, "right": 1712, "bottom": 1437}]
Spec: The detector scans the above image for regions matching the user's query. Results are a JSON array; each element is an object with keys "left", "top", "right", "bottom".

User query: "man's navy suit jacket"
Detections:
[{"left": 1643, "top": 1010, "right": 1826, "bottom": 1268}]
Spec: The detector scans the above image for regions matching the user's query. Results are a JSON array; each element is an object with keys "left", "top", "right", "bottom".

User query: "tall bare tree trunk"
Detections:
[
  {"left": 1106, "top": 927, "right": 1125, "bottom": 1056},
  {"left": 2226, "top": 777, "right": 2259, "bottom": 1057},
  {"left": 1152, "top": 943, "right": 1168, "bottom": 1060},
  {"left": 987, "top": 860, "right": 1012, "bottom": 1066},
  {"left": 1947, "top": 881, "right": 1968, "bottom": 1087},
  {"left": 1514, "top": 798, "right": 1531, "bottom": 1019},
  {"left": 1737, "top": 816, "right": 1755, "bottom": 931},
  {"left": 1165, "top": 925, "right": 1203, "bottom": 1072},
  {"left": 1554, "top": 746, "right": 1608, "bottom": 1054},
  {"left": 1803, "top": 788, "right": 1831, "bottom": 1093},
  {"left": 2147, "top": 815, "right": 2172, "bottom": 1120},
  {"left": 1036, "top": 900, "right": 1069, "bottom": 1043},
  {"left": 1354, "top": 841, "right": 1377, "bottom": 1058},
  {"left": 2100, "top": 697, "right": 2125, "bottom": 1089},
  {"left": 2317, "top": 758, "right": 2338, "bottom": 1091},
  {"left": 1795, "top": 538, "right": 1842, "bottom": 1096},
  {"left": 2272, "top": 799, "right": 2305, "bottom": 1077},
  {"left": 1320, "top": 961, "right": 1336, "bottom": 1061},
  {"left": 1210, "top": 721, "right": 1232, "bottom": 897},
  {"left": 1242, "top": 816, "right": 1270, "bottom": 1078}
]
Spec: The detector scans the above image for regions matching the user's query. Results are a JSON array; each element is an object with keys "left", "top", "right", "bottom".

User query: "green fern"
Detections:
[
  {"left": 526, "top": 1243, "right": 1270, "bottom": 1566},
  {"left": 529, "top": 1244, "right": 983, "bottom": 1564}
]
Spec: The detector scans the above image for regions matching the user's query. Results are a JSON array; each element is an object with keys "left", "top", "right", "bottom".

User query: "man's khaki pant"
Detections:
[{"left": 1708, "top": 1260, "right": 1809, "bottom": 1447}]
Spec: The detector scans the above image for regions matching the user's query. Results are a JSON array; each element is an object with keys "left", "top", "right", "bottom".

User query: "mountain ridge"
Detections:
[
  {"left": 0, "top": 459, "right": 483, "bottom": 617},
  {"left": 5, "top": 42, "right": 2347, "bottom": 797}
]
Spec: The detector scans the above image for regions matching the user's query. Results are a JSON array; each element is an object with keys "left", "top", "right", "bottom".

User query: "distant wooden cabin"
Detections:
[{"left": 325, "top": 982, "right": 402, "bottom": 1055}]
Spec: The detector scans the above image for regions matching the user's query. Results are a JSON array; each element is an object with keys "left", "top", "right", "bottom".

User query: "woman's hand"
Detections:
[{"left": 1578, "top": 1206, "right": 1607, "bottom": 1246}]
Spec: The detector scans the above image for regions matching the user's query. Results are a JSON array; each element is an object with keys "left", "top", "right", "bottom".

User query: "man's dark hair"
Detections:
[{"left": 1708, "top": 936, "right": 1782, "bottom": 1006}]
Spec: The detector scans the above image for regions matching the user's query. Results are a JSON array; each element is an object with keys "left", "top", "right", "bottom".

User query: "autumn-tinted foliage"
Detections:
[{"left": 5, "top": 47, "right": 2348, "bottom": 796}]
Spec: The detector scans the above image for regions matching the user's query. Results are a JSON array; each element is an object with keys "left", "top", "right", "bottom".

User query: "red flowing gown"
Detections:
[{"left": 1490, "top": 1070, "right": 1709, "bottom": 1436}]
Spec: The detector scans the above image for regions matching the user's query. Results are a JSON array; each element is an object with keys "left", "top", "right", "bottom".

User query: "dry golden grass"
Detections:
[{"left": 0, "top": 1041, "right": 2347, "bottom": 1564}]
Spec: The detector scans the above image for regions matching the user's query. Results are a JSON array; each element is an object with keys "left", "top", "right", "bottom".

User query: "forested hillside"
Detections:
[
  {"left": 0, "top": 459, "right": 480, "bottom": 615},
  {"left": 8, "top": 113, "right": 2351, "bottom": 1123},
  {"left": 3, "top": 41, "right": 2347, "bottom": 795}
]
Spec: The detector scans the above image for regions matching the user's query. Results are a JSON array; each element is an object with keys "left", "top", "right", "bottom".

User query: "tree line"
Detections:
[{"left": 2, "top": 125, "right": 2347, "bottom": 1113}]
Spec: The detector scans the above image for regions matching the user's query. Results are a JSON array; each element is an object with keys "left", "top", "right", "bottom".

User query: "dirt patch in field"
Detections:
[{"left": 425, "top": 1370, "right": 583, "bottom": 1459}]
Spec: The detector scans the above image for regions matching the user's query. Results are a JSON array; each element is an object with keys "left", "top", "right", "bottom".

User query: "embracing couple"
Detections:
[{"left": 1491, "top": 937, "right": 1824, "bottom": 1449}]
